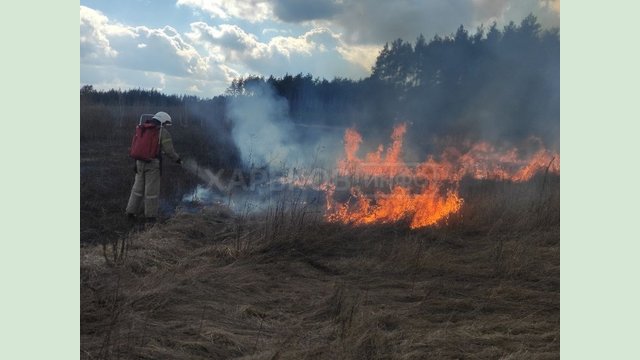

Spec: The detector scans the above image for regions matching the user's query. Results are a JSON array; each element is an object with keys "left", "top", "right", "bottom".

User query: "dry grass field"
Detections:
[{"left": 81, "top": 176, "right": 559, "bottom": 359}]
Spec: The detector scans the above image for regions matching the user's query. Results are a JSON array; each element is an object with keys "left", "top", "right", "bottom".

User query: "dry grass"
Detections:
[{"left": 81, "top": 178, "right": 559, "bottom": 359}]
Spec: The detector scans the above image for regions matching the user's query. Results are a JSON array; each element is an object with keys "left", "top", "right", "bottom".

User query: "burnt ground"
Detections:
[
  {"left": 81, "top": 201, "right": 559, "bottom": 359},
  {"left": 81, "top": 142, "right": 200, "bottom": 245}
]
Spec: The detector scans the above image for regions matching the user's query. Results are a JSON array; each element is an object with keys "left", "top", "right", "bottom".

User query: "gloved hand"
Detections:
[{"left": 176, "top": 158, "right": 182, "bottom": 165}]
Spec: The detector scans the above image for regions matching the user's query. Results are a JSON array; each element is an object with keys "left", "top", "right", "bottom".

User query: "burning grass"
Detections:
[
  {"left": 324, "top": 124, "right": 559, "bottom": 230},
  {"left": 81, "top": 177, "right": 559, "bottom": 359}
]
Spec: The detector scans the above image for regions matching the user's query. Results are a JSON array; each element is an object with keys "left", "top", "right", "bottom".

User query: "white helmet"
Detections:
[{"left": 152, "top": 111, "right": 172, "bottom": 126}]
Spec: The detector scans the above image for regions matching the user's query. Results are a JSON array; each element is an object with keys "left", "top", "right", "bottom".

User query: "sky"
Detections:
[{"left": 80, "top": 0, "right": 560, "bottom": 97}]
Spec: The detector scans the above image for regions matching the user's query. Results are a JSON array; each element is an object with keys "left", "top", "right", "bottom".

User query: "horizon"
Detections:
[{"left": 80, "top": 0, "right": 560, "bottom": 98}]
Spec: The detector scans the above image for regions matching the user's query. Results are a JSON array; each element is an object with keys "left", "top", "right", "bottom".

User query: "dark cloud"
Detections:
[
  {"left": 472, "top": 0, "right": 511, "bottom": 21},
  {"left": 270, "top": 0, "right": 559, "bottom": 45},
  {"left": 502, "top": 0, "right": 560, "bottom": 28},
  {"left": 319, "top": 0, "right": 476, "bottom": 44},
  {"left": 178, "top": 0, "right": 559, "bottom": 46},
  {"left": 271, "top": 0, "right": 340, "bottom": 22}
]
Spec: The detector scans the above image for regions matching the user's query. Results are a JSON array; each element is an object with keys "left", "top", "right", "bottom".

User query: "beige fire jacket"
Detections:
[{"left": 160, "top": 128, "right": 180, "bottom": 162}]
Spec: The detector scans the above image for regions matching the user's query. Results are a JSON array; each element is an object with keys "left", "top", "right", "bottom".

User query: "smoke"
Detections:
[
  {"left": 180, "top": 157, "right": 264, "bottom": 212},
  {"left": 226, "top": 81, "right": 339, "bottom": 170},
  {"left": 181, "top": 158, "right": 227, "bottom": 191},
  {"left": 180, "top": 156, "right": 327, "bottom": 214},
  {"left": 228, "top": 83, "right": 292, "bottom": 166},
  {"left": 174, "top": 15, "right": 559, "bottom": 216}
]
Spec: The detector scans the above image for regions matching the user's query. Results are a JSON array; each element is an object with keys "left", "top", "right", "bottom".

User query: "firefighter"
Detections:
[{"left": 125, "top": 111, "right": 182, "bottom": 222}]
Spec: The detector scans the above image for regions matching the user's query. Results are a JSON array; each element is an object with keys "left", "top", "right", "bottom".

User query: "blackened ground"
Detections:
[{"left": 81, "top": 142, "right": 201, "bottom": 244}]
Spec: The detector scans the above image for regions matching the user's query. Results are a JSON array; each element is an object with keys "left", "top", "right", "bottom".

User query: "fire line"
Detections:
[{"left": 323, "top": 124, "right": 559, "bottom": 229}]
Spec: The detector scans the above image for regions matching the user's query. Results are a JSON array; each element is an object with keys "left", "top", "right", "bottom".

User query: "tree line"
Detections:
[{"left": 81, "top": 14, "right": 559, "bottom": 160}]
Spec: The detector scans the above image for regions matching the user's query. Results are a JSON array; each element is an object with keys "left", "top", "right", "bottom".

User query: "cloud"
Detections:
[
  {"left": 186, "top": 23, "right": 369, "bottom": 78},
  {"left": 502, "top": 0, "right": 560, "bottom": 28},
  {"left": 186, "top": 22, "right": 326, "bottom": 63},
  {"left": 80, "top": 5, "right": 372, "bottom": 96},
  {"left": 269, "top": 28, "right": 329, "bottom": 56},
  {"left": 82, "top": 1, "right": 559, "bottom": 97},
  {"left": 321, "top": 0, "right": 478, "bottom": 45},
  {"left": 471, "top": 0, "right": 512, "bottom": 23},
  {"left": 110, "top": 25, "right": 208, "bottom": 77},
  {"left": 82, "top": 6, "right": 199, "bottom": 76},
  {"left": 262, "top": 28, "right": 291, "bottom": 35},
  {"left": 320, "top": 0, "right": 560, "bottom": 45},
  {"left": 80, "top": 6, "right": 119, "bottom": 60},
  {"left": 471, "top": 0, "right": 559, "bottom": 28},
  {"left": 270, "top": 0, "right": 340, "bottom": 22},
  {"left": 176, "top": 0, "right": 477, "bottom": 44},
  {"left": 177, "top": 0, "right": 341, "bottom": 23},
  {"left": 176, "top": 0, "right": 272, "bottom": 22},
  {"left": 336, "top": 44, "right": 380, "bottom": 73},
  {"left": 187, "top": 22, "right": 269, "bottom": 59},
  {"left": 80, "top": 6, "right": 233, "bottom": 96},
  {"left": 176, "top": 0, "right": 341, "bottom": 23},
  {"left": 176, "top": 0, "right": 559, "bottom": 46},
  {"left": 540, "top": 0, "right": 560, "bottom": 14}
]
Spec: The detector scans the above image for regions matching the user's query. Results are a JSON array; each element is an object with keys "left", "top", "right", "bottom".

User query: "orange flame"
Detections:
[
  {"left": 338, "top": 124, "right": 410, "bottom": 177},
  {"left": 325, "top": 124, "right": 559, "bottom": 229},
  {"left": 337, "top": 128, "right": 363, "bottom": 176}
]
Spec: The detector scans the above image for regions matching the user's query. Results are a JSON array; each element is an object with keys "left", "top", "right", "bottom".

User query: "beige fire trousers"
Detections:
[{"left": 126, "top": 159, "right": 161, "bottom": 218}]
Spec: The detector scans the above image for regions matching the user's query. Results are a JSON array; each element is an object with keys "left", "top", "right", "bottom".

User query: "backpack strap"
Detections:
[{"left": 158, "top": 125, "right": 163, "bottom": 176}]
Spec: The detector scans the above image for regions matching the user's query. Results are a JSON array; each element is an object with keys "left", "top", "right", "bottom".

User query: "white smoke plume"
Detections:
[
  {"left": 182, "top": 158, "right": 227, "bottom": 191},
  {"left": 226, "top": 81, "right": 333, "bottom": 170}
]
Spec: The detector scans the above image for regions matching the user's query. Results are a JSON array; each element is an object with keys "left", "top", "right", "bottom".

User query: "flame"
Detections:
[
  {"left": 338, "top": 124, "right": 409, "bottom": 177},
  {"left": 410, "top": 185, "right": 464, "bottom": 228},
  {"left": 512, "top": 149, "right": 560, "bottom": 182},
  {"left": 337, "top": 128, "right": 363, "bottom": 176},
  {"left": 324, "top": 124, "right": 559, "bottom": 229}
]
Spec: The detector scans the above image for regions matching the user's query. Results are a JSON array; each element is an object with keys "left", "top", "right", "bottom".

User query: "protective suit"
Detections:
[{"left": 126, "top": 113, "right": 180, "bottom": 220}]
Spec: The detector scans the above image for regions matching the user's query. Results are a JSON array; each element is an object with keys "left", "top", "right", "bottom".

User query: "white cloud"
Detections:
[
  {"left": 80, "top": 6, "right": 118, "bottom": 60},
  {"left": 176, "top": 0, "right": 272, "bottom": 22},
  {"left": 113, "top": 25, "right": 207, "bottom": 77},
  {"left": 82, "top": 0, "right": 558, "bottom": 97},
  {"left": 186, "top": 84, "right": 202, "bottom": 92},
  {"left": 80, "top": 6, "right": 236, "bottom": 96},
  {"left": 81, "top": 6, "right": 202, "bottom": 77},
  {"left": 185, "top": 23, "right": 369, "bottom": 78},
  {"left": 186, "top": 22, "right": 325, "bottom": 62},
  {"left": 262, "top": 28, "right": 290, "bottom": 35},
  {"left": 336, "top": 44, "right": 380, "bottom": 72},
  {"left": 268, "top": 32, "right": 316, "bottom": 57},
  {"left": 187, "top": 22, "right": 269, "bottom": 60},
  {"left": 219, "top": 64, "right": 242, "bottom": 83}
]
